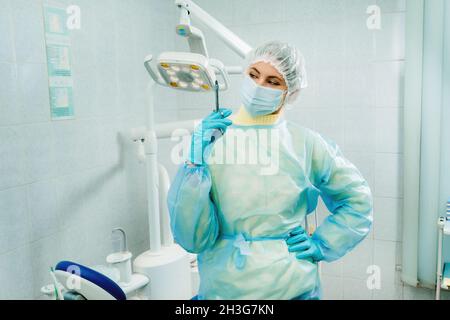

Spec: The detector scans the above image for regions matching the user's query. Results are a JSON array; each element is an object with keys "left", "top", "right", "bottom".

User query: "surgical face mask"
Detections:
[{"left": 240, "top": 74, "right": 286, "bottom": 117}]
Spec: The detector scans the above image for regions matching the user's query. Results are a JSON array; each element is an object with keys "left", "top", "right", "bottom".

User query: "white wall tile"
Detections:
[
  {"left": 373, "top": 196, "right": 402, "bottom": 241},
  {"left": 285, "top": 107, "right": 316, "bottom": 130},
  {"left": 83, "top": 208, "right": 117, "bottom": 266},
  {"left": 97, "top": 169, "right": 129, "bottom": 225},
  {"left": 344, "top": 16, "right": 376, "bottom": 65},
  {"left": 0, "top": 186, "right": 30, "bottom": 255},
  {"left": 342, "top": 238, "right": 374, "bottom": 280},
  {"left": 52, "top": 121, "right": 78, "bottom": 176},
  {"left": 313, "top": 0, "right": 346, "bottom": 19},
  {"left": 343, "top": 107, "right": 376, "bottom": 152},
  {"left": 231, "top": 0, "right": 263, "bottom": 25},
  {"left": 176, "top": 91, "right": 215, "bottom": 111},
  {"left": 154, "top": 86, "right": 180, "bottom": 111},
  {"left": 375, "top": 107, "right": 403, "bottom": 153},
  {"left": 257, "top": 0, "right": 286, "bottom": 24},
  {"left": 71, "top": 63, "right": 98, "bottom": 119},
  {"left": 22, "top": 123, "right": 57, "bottom": 183},
  {"left": 69, "top": 0, "right": 96, "bottom": 68},
  {"left": 343, "top": 63, "right": 376, "bottom": 108},
  {"left": 376, "top": 0, "right": 406, "bottom": 13},
  {"left": 284, "top": 0, "right": 320, "bottom": 23},
  {"left": 343, "top": 0, "right": 374, "bottom": 17},
  {"left": 195, "top": 0, "right": 235, "bottom": 25},
  {"left": 313, "top": 107, "right": 344, "bottom": 147},
  {"left": 321, "top": 275, "right": 343, "bottom": 300},
  {"left": 314, "top": 66, "right": 345, "bottom": 109},
  {"left": 321, "top": 259, "right": 343, "bottom": 277},
  {"left": 11, "top": 0, "right": 46, "bottom": 64},
  {"left": 315, "top": 20, "right": 346, "bottom": 68},
  {"left": 92, "top": 0, "right": 117, "bottom": 67},
  {"left": 30, "top": 233, "right": 62, "bottom": 299},
  {"left": 342, "top": 277, "right": 373, "bottom": 299},
  {"left": 375, "top": 13, "right": 405, "bottom": 61},
  {"left": 158, "top": 137, "right": 186, "bottom": 179},
  {"left": 27, "top": 180, "right": 59, "bottom": 242},
  {"left": 17, "top": 63, "right": 50, "bottom": 124},
  {"left": 114, "top": 1, "right": 137, "bottom": 62},
  {"left": 0, "top": 127, "right": 25, "bottom": 190},
  {"left": 147, "top": 0, "right": 174, "bottom": 28},
  {"left": 92, "top": 63, "right": 119, "bottom": 117},
  {"left": 55, "top": 171, "right": 90, "bottom": 231},
  {"left": 57, "top": 223, "right": 91, "bottom": 264},
  {"left": 373, "top": 239, "right": 402, "bottom": 286},
  {"left": 52, "top": 119, "right": 102, "bottom": 176},
  {"left": 128, "top": 211, "right": 150, "bottom": 251},
  {"left": 374, "top": 153, "right": 403, "bottom": 198},
  {"left": 0, "top": 1, "right": 14, "bottom": 63},
  {"left": 0, "top": 63, "right": 21, "bottom": 126},
  {"left": 97, "top": 117, "right": 123, "bottom": 167},
  {"left": 375, "top": 61, "right": 405, "bottom": 107},
  {"left": 0, "top": 244, "right": 34, "bottom": 299},
  {"left": 221, "top": 76, "right": 243, "bottom": 110},
  {"left": 258, "top": 23, "right": 292, "bottom": 45}
]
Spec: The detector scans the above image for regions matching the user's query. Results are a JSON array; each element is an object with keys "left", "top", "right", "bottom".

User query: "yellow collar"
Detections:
[{"left": 230, "top": 106, "right": 283, "bottom": 126}]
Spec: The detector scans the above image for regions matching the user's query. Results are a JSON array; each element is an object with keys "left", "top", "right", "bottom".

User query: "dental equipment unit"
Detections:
[{"left": 42, "top": 0, "right": 252, "bottom": 300}]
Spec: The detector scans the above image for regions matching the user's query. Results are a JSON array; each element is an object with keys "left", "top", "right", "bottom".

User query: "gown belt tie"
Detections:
[{"left": 219, "top": 232, "right": 291, "bottom": 270}]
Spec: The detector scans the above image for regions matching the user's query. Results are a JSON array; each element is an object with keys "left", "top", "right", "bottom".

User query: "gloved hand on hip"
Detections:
[
  {"left": 188, "top": 108, "right": 233, "bottom": 166},
  {"left": 286, "top": 225, "right": 324, "bottom": 262}
]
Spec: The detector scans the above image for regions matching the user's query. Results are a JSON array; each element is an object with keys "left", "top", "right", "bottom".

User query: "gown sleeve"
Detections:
[
  {"left": 167, "top": 163, "right": 220, "bottom": 254},
  {"left": 309, "top": 132, "right": 373, "bottom": 262}
]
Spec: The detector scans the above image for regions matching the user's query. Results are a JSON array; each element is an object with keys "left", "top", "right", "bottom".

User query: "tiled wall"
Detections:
[
  {"left": 0, "top": 0, "right": 178, "bottom": 299},
  {"left": 168, "top": 0, "right": 437, "bottom": 300},
  {"left": 0, "top": 0, "right": 440, "bottom": 300}
]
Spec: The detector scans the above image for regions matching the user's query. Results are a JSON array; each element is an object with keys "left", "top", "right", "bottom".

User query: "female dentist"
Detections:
[{"left": 167, "top": 41, "right": 373, "bottom": 300}]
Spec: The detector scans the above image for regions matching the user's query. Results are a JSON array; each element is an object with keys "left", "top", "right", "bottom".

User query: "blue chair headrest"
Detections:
[{"left": 55, "top": 260, "right": 126, "bottom": 300}]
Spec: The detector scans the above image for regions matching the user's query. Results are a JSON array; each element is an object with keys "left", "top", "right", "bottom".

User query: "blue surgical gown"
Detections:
[{"left": 167, "top": 119, "right": 373, "bottom": 300}]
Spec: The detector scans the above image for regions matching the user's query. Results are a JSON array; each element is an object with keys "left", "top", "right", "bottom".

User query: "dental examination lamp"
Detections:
[
  {"left": 145, "top": 52, "right": 229, "bottom": 92},
  {"left": 144, "top": 0, "right": 252, "bottom": 92}
]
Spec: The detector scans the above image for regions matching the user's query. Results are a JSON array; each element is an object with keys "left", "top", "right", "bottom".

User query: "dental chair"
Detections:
[
  {"left": 54, "top": 261, "right": 127, "bottom": 300},
  {"left": 51, "top": 260, "right": 149, "bottom": 300}
]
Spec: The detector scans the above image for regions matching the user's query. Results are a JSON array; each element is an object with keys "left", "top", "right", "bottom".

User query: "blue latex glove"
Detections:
[
  {"left": 188, "top": 108, "right": 233, "bottom": 165},
  {"left": 286, "top": 226, "right": 324, "bottom": 262}
]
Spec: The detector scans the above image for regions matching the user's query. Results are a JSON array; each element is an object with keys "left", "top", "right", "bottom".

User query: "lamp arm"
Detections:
[{"left": 175, "top": 0, "right": 252, "bottom": 59}]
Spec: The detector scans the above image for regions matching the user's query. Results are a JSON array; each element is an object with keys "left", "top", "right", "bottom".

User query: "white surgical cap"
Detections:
[{"left": 245, "top": 41, "right": 308, "bottom": 103}]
